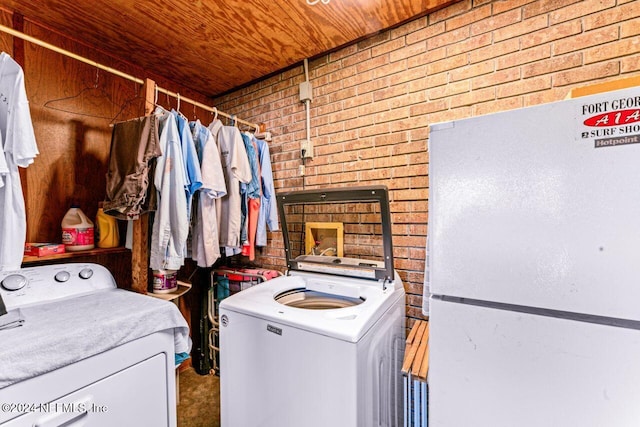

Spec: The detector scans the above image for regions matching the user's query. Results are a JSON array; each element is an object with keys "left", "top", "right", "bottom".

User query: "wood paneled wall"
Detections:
[
  {"left": 0, "top": 12, "right": 11, "bottom": 54},
  {"left": 23, "top": 22, "right": 144, "bottom": 243},
  {"left": 8, "top": 15, "right": 216, "bottom": 248},
  {"left": 3, "top": 11, "right": 219, "bottom": 355}
]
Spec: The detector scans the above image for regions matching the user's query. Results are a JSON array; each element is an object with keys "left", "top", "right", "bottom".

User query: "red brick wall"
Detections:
[{"left": 215, "top": 0, "right": 640, "bottom": 323}]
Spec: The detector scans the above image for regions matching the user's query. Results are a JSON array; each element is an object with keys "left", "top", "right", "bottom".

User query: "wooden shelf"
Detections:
[
  {"left": 22, "top": 246, "right": 130, "bottom": 265},
  {"left": 146, "top": 281, "right": 192, "bottom": 302}
]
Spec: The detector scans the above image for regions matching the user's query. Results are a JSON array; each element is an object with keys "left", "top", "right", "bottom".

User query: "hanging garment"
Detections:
[
  {"left": 254, "top": 136, "right": 279, "bottom": 247},
  {"left": 190, "top": 119, "right": 226, "bottom": 267},
  {"left": 103, "top": 115, "right": 161, "bottom": 219},
  {"left": 241, "top": 198, "right": 260, "bottom": 260},
  {"left": 240, "top": 133, "right": 261, "bottom": 261},
  {"left": 149, "top": 107, "right": 189, "bottom": 271},
  {"left": 173, "top": 110, "right": 202, "bottom": 219},
  {"left": 240, "top": 132, "right": 261, "bottom": 199},
  {"left": 0, "top": 53, "right": 39, "bottom": 271},
  {"left": 212, "top": 124, "right": 251, "bottom": 249}
]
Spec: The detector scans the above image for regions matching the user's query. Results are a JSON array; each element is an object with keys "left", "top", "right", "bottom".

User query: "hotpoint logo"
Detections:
[{"left": 579, "top": 95, "right": 640, "bottom": 147}]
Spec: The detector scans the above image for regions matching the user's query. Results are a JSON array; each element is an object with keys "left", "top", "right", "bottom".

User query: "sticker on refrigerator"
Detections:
[{"left": 578, "top": 94, "right": 640, "bottom": 148}]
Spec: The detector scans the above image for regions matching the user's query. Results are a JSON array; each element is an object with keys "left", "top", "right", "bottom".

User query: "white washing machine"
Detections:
[
  {"left": 220, "top": 186, "right": 406, "bottom": 427},
  {"left": 0, "top": 263, "right": 191, "bottom": 427}
]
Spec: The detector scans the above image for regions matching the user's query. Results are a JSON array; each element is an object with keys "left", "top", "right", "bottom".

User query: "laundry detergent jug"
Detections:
[
  {"left": 61, "top": 205, "right": 95, "bottom": 251},
  {"left": 96, "top": 203, "right": 119, "bottom": 248}
]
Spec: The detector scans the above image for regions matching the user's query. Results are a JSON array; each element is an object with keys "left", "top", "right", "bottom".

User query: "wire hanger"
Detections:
[
  {"left": 110, "top": 83, "right": 164, "bottom": 127},
  {"left": 44, "top": 68, "right": 121, "bottom": 119},
  {"left": 150, "top": 85, "right": 171, "bottom": 115},
  {"left": 208, "top": 107, "right": 219, "bottom": 127},
  {"left": 149, "top": 84, "right": 166, "bottom": 113},
  {"left": 109, "top": 81, "right": 146, "bottom": 125},
  {"left": 176, "top": 92, "right": 189, "bottom": 121},
  {"left": 155, "top": 84, "right": 161, "bottom": 108},
  {"left": 240, "top": 122, "right": 256, "bottom": 133}
]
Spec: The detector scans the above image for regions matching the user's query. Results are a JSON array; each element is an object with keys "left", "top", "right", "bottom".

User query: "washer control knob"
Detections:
[
  {"left": 79, "top": 268, "right": 94, "bottom": 280},
  {"left": 54, "top": 271, "right": 71, "bottom": 283},
  {"left": 1, "top": 274, "right": 27, "bottom": 291}
]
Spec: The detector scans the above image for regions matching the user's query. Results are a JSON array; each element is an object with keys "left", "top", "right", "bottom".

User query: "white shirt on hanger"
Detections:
[
  {"left": 191, "top": 119, "right": 226, "bottom": 267},
  {"left": 0, "top": 52, "right": 39, "bottom": 271},
  {"left": 149, "top": 107, "right": 189, "bottom": 271},
  {"left": 213, "top": 124, "right": 251, "bottom": 248}
]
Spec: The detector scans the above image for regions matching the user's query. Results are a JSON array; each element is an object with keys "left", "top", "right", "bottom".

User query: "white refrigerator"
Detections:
[{"left": 427, "top": 86, "right": 640, "bottom": 426}]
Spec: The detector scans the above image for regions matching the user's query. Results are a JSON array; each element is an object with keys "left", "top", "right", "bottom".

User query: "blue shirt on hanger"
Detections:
[
  {"left": 172, "top": 110, "right": 202, "bottom": 219},
  {"left": 255, "top": 136, "right": 279, "bottom": 247}
]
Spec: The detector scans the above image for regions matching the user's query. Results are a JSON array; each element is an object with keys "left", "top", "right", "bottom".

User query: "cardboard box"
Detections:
[{"left": 24, "top": 243, "right": 66, "bottom": 257}]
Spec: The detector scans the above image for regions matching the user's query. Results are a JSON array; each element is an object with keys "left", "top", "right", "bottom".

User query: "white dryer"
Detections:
[
  {"left": 220, "top": 186, "right": 406, "bottom": 427},
  {"left": 0, "top": 263, "right": 191, "bottom": 427}
]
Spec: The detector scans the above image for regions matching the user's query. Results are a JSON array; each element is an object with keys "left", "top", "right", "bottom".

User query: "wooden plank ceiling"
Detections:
[{"left": 3, "top": 0, "right": 457, "bottom": 97}]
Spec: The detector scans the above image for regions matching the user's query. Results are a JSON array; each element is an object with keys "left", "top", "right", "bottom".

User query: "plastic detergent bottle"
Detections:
[
  {"left": 95, "top": 202, "right": 119, "bottom": 248},
  {"left": 61, "top": 205, "right": 95, "bottom": 251},
  {"left": 152, "top": 270, "right": 178, "bottom": 294}
]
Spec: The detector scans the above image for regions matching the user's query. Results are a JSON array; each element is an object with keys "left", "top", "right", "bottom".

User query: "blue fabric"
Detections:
[
  {"left": 189, "top": 120, "right": 209, "bottom": 164},
  {"left": 216, "top": 277, "right": 230, "bottom": 301},
  {"left": 240, "top": 133, "right": 261, "bottom": 244},
  {"left": 175, "top": 352, "right": 190, "bottom": 366},
  {"left": 150, "top": 108, "right": 189, "bottom": 270},
  {"left": 189, "top": 119, "right": 226, "bottom": 199},
  {"left": 240, "top": 133, "right": 261, "bottom": 199},
  {"left": 255, "top": 137, "right": 279, "bottom": 247},
  {"left": 173, "top": 110, "right": 202, "bottom": 219}
]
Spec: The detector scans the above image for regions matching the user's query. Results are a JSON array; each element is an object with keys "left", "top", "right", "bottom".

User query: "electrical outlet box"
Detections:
[
  {"left": 301, "top": 139, "right": 314, "bottom": 159},
  {"left": 299, "top": 81, "right": 313, "bottom": 102}
]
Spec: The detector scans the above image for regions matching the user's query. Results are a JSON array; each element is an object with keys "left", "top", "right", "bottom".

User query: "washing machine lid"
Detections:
[
  {"left": 277, "top": 186, "right": 395, "bottom": 283},
  {"left": 219, "top": 273, "right": 404, "bottom": 342}
]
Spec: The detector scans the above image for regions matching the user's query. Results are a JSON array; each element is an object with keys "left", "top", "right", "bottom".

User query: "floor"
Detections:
[{"left": 177, "top": 368, "right": 220, "bottom": 427}]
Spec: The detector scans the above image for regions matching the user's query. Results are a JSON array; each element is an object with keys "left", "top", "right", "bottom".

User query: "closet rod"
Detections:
[
  {"left": 155, "top": 86, "right": 259, "bottom": 130},
  {"left": 0, "top": 23, "right": 260, "bottom": 130},
  {"left": 0, "top": 23, "right": 144, "bottom": 85}
]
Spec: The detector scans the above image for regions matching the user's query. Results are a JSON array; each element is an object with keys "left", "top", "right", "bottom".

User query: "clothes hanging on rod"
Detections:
[
  {"left": 0, "top": 52, "right": 39, "bottom": 271},
  {"left": 215, "top": 124, "right": 252, "bottom": 254},
  {"left": 103, "top": 114, "right": 161, "bottom": 219},
  {"left": 106, "top": 104, "right": 275, "bottom": 269},
  {"left": 172, "top": 109, "right": 202, "bottom": 221},
  {"left": 0, "top": 25, "right": 282, "bottom": 274},
  {"left": 191, "top": 123, "right": 277, "bottom": 265},
  {"left": 254, "top": 136, "right": 279, "bottom": 247},
  {"left": 239, "top": 132, "right": 262, "bottom": 261},
  {"left": 149, "top": 107, "right": 189, "bottom": 271},
  {"left": 156, "top": 86, "right": 259, "bottom": 132},
  {"left": 190, "top": 119, "right": 226, "bottom": 268}
]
